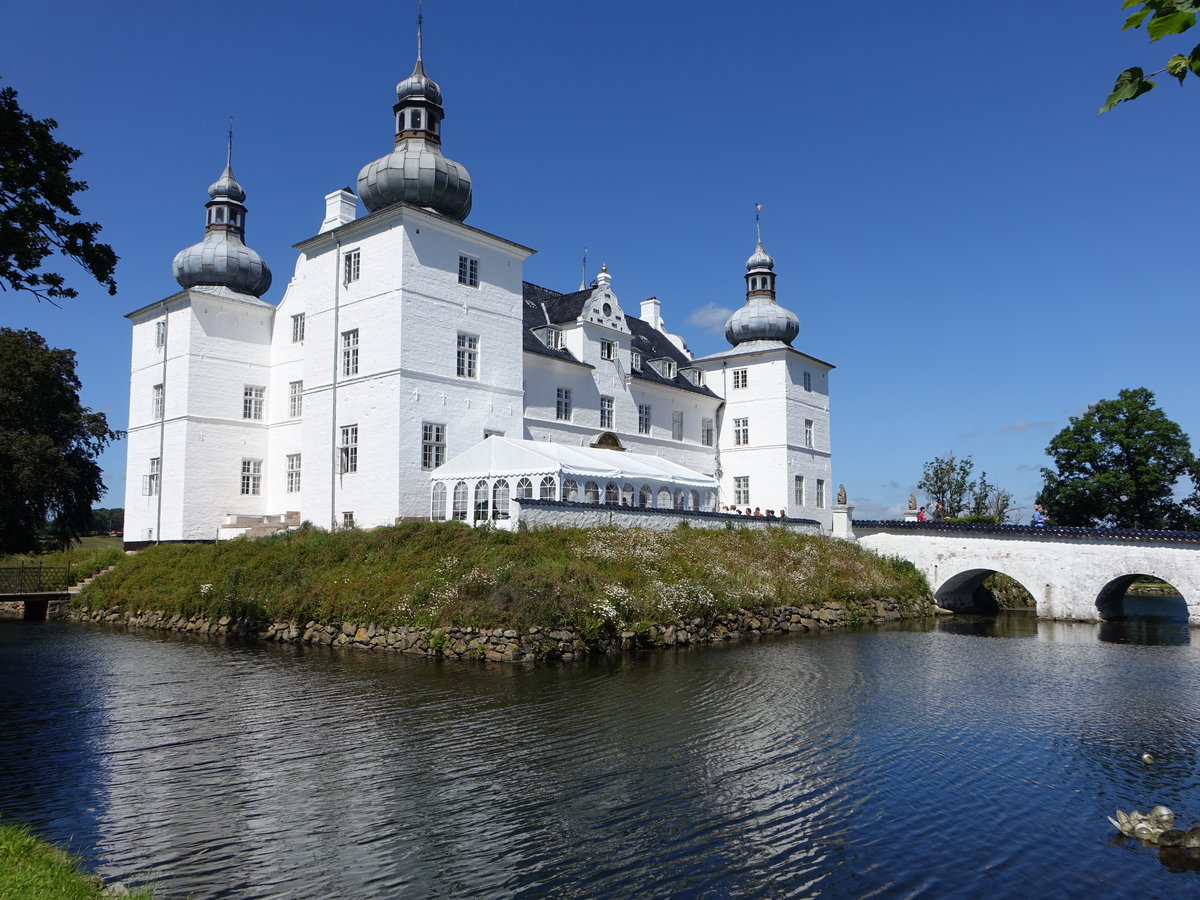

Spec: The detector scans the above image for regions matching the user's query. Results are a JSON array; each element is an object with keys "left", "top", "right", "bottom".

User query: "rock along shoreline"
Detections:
[{"left": 69, "top": 596, "right": 938, "bottom": 663}]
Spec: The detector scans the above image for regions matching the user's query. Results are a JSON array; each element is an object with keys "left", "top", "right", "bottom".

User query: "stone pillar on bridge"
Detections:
[{"left": 832, "top": 504, "right": 855, "bottom": 540}]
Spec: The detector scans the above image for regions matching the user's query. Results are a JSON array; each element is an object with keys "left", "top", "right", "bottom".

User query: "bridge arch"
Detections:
[
  {"left": 1095, "top": 573, "right": 1187, "bottom": 621},
  {"left": 934, "top": 567, "right": 1040, "bottom": 614}
]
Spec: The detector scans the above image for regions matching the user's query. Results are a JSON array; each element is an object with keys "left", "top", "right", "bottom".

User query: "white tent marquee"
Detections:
[{"left": 428, "top": 436, "right": 719, "bottom": 525}]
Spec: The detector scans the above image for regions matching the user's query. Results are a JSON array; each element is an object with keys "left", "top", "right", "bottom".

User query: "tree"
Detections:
[
  {"left": 1038, "top": 387, "right": 1198, "bottom": 529},
  {"left": 918, "top": 453, "right": 976, "bottom": 517},
  {"left": 0, "top": 329, "right": 120, "bottom": 553},
  {"left": 0, "top": 81, "right": 118, "bottom": 304},
  {"left": 1100, "top": 1, "right": 1200, "bottom": 113},
  {"left": 969, "top": 471, "right": 1015, "bottom": 523}
]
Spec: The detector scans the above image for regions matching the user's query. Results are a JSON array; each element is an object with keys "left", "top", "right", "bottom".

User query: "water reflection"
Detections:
[{"left": 937, "top": 611, "right": 1039, "bottom": 639}]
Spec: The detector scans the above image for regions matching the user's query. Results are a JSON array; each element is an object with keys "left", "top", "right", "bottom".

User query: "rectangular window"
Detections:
[
  {"left": 805, "top": 418, "right": 814, "bottom": 449},
  {"left": 288, "top": 380, "right": 303, "bottom": 418},
  {"left": 291, "top": 313, "right": 305, "bottom": 343},
  {"left": 671, "top": 410, "right": 683, "bottom": 441},
  {"left": 286, "top": 454, "right": 301, "bottom": 493},
  {"left": 734, "top": 417, "right": 749, "bottom": 446},
  {"left": 663, "top": 360, "right": 677, "bottom": 378},
  {"left": 340, "top": 425, "right": 358, "bottom": 474},
  {"left": 816, "top": 479, "right": 826, "bottom": 509},
  {"left": 734, "top": 475, "right": 750, "bottom": 506},
  {"left": 638, "top": 403, "right": 651, "bottom": 435},
  {"left": 631, "top": 351, "right": 642, "bottom": 371},
  {"left": 600, "top": 340, "right": 617, "bottom": 361},
  {"left": 143, "top": 457, "right": 161, "bottom": 496},
  {"left": 154, "top": 320, "right": 166, "bottom": 348},
  {"left": 152, "top": 383, "right": 164, "bottom": 420},
  {"left": 240, "top": 458, "right": 262, "bottom": 496},
  {"left": 243, "top": 385, "right": 264, "bottom": 420},
  {"left": 702, "top": 417, "right": 714, "bottom": 447},
  {"left": 794, "top": 475, "right": 805, "bottom": 507},
  {"left": 733, "top": 368, "right": 748, "bottom": 389},
  {"left": 422, "top": 422, "right": 446, "bottom": 470},
  {"left": 341, "top": 329, "right": 359, "bottom": 377},
  {"left": 458, "top": 254, "right": 479, "bottom": 287},
  {"left": 343, "top": 249, "right": 360, "bottom": 284},
  {"left": 555, "top": 387, "right": 572, "bottom": 421},
  {"left": 456, "top": 333, "right": 478, "bottom": 378},
  {"left": 803, "top": 370, "right": 812, "bottom": 392},
  {"left": 342, "top": 511, "right": 355, "bottom": 529},
  {"left": 543, "top": 328, "right": 563, "bottom": 350},
  {"left": 600, "top": 395, "right": 614, "bottom": 429}
]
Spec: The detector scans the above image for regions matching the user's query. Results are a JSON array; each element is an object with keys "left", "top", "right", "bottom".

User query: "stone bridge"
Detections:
[{"left": 845, "top": 519, "right": 1200, "bottom": 624}]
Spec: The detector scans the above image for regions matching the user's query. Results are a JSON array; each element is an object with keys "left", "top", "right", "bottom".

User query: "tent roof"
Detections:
[{"left": 431, "top": 436, "right": 717, "bottom": 488}]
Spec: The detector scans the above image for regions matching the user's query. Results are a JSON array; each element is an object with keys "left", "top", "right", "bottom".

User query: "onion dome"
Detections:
[
  {"left": 172, "top": 159, "right": 272, "bottom": 298},
  {"left": 724, "top": 235, "right": 799, "bottom": 346},
  {"left": 356, "top": 52, "right": 473, "bottom": 221}
]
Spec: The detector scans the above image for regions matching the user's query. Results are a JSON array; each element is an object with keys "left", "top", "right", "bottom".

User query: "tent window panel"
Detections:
[
  {"left": 540, "top": 476, "right": 557, "bottom": 500},
  {"left": 474, "top": 480, "right": 490, "bottom": 520},
  {"left": 563, "top": 479, "right": 578, "bottom": 502},
  {"left": 452, "top": 482, "right": 469, "bottom": 520},
  {"left": 584, "top": 481, "right": 600, "bottom": 504},
  {"left": 621, "top": 483, "right": 634, "bottom": 506},
  {"left": 605, "top": 482, "right": 620, "bottom": 505},
  {"left": 492, "top": 479, "right": 510, "bottom": 519},
  {"left": 639, "top": 485, "right": 652, "bottom": 508},
  {"left": 657, "top": 487, "right": 671, "bottom": 508},
  {"left": 516, "top": 477, "right": 533, "bottom": 499},
  {"left": 431, "top": 482, "right": 447, "bottom": 520}
]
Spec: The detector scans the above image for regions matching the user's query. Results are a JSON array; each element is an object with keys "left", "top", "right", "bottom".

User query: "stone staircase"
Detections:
[{"left": 218, "top": 511, "right": 302, "bottom": 541}]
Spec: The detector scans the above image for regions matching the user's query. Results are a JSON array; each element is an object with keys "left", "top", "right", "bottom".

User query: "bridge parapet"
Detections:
[{"left": 852, "top": 520, "right": 1200, "bottom": 546}]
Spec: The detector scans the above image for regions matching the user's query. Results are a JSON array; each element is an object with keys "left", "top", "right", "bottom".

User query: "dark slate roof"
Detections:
[{"left": 522, "top": 282, "right": 718, "bottom": 398}]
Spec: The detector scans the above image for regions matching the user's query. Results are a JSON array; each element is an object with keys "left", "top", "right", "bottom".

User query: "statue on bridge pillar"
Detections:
[
  {"left": 908, "top": 492, "right": 917, "bottom": 511},
  {"left": 837, "top": 484, "right": 847, "bottom": 506}
]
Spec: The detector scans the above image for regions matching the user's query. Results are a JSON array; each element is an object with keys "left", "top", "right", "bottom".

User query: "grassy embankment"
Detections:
[
  {"left": 77, "top": 522, "right": 930, "bottom": 632},
  {"left": 0, "top": 541, "right": 125, "bottom": 591},
  {"left": 0, "top": 822, "right": 152, "bottom": 899}
]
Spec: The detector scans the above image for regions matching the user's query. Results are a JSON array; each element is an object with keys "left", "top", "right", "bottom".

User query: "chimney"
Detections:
[
  {"left": 640, "top": 296, "right": 662, "bottom": 332},
  {"left": 319, "top": 188, "right": 358, "bottom": 233}
]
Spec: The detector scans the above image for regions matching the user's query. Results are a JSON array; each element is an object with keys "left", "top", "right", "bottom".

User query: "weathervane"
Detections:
[
  {"left": 579, "top": 247, "right": 588, "bottom": 291},
  {"left": 417, "top": 0, "right": 424, "bottom": 60},
  {"left": 755, "top": 202, "right": 763, "bottom": 243}
]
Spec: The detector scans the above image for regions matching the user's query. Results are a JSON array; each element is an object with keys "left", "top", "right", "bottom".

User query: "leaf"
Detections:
[
  {"left": 1124, "top": 8, "right": 1152, "bottom": 30},
  {"left": 1099, "top": 67, "right": 1156, "bottom": 113},
  {"left": 1147, "top": 10, "right": 1196, "bottom": 40},
  {"left": 1167, "top": 53, "right": 1191, "bottom": 81},
  {"left": 1190, "top": 43, "right": 1200, "bottom": 75},
  {"left": 1122, "top": 0, "right": 1146, "bottom": 10}
]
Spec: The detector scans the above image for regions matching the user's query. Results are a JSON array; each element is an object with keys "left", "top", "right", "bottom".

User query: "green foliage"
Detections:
[
  {"left": 0, "top": 329, "right": 121, "bottom": 553},
  {"left": 982, "top": 572, "right": 1037, "bottom": 609},
  {"left": 0, "top": 82, "right": 118, "bottom": 304},
  {"left": 1100, "top": 1, "right": 1200, "bottom": 113},
  {"left": 77, "top": 523, "right": 931, "bottom": 632},
  {"left": 0, "top": 821, "right": 154, "bottom": 899},
  {"left": 1038, "top": 387, "right": 1198, "bottom": 529},
  {"left": 917, "top": 455, "right": 1014, "bottom": 522}
]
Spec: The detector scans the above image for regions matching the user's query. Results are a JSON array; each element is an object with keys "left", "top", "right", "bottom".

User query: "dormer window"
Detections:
[
  {"left": 536, "top": 326, "right": 563, "bottom": 350},
  {"left": 681, "top": 366, "right": 704, "bottom": 386},
  {"left": 650, "top": 358, "right": 676, "bottom": 379},
  {"left": 631, "top": 351, "right": 642, "bottom": 371}
]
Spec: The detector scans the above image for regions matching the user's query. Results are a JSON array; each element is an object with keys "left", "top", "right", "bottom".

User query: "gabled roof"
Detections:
[
  {"left": 431, "top": 436, "right": 717, "bottom": 487},
  {"left": 522, "top": 282, "right": 718, "bottom": 397}
]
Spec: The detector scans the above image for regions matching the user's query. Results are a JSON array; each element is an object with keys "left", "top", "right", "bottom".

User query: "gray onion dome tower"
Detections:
[
  {"left": 172, "top": 141, "right": 272, "bottom": 298},
  {"left": 723, "top": 208, "right": 800, "bottom": 346},
  {"left": 356, "top": 15, "right": 472, "bottom": 221}
]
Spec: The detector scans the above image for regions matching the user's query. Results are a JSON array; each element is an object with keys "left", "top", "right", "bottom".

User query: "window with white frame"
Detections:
[
  {"left": 291, "top": 313, "right": 305, "bottom": 343},
  {"left": 341, "top": 329, "right": 359, "bottom": 376},
  {"left": 422, "top": 422, "right": 446, "bottom": 470},
  {"left": 600, "top": 340, "right": 616, "bottom": 361},
  {"left": 803, "top": 370, "right": 812, "bottom": 391},
  {"left": 805, "top": 418, "right": 814, "bottom": 448},
  {"left": 340, "top": 425, "right": 358, "bottom": 474},
  {"left": 152, "top": 383, "right": 164, "bottom": 420},
  {"left": 342, "top": 511, "right": 355, "bottom": 529},
  {"left": 458, "top": 254, "right": 479, "bottom": 287},
  {"left": 734, "top": 476, "right": 750, "bottom": 506},
  {"left": 344, "top": 249, "right": 360, "bottom": 284},
  {"left": 544, "top": 327, "right": 563, "bottom": 350},
  {"left": 816, "top": 479, "right": 826, "bottom": 509},
  {"left": 638, "top": 403, "right": 651, "bottom": 434},
  {"left": 794, "top": 475, "right": 805, "bottom": 507},
  {"left": 143, "top": 457, "right": 161, "bottom": 496},
  {"left": 733, "top": 368, "right": 748, "bottom": 389},
  {"left": 556, "top": 387, "right": 572, "bottom": 421},
  {"left": 539, "top": 475, "right": 556, "bottom": 499},
  {"left": 456, "top": 333, "right": 478, "bottom": 378},
  {"left": 452, "top": 481, "right": 469, "bottom": 520},
  {"left": 663, "top": 360, "right": 677, "bottom": 378},
  {"left": 243, "top": 385, "right": 264, "bottom": 420},
  {"left": 288, "top": 380, "right": 303, "bottom": 418},
  {"left": 155, "top": 320, "right": 166, "bottom": 348},
  {"left": 286, "top": 454, "right": 301, "bottom": 493},
  {"left": 241, "top": 458, "right": 262, "bottom": 495},
  {"left": 734, "top": 417, "right": 749, "bottom": 446},
  {"left": 600, "top": 395, "right": 614, "bottom": 429},
  {"left": 702, "top": 417, "right": 714, "bottom": 447},
  {"left": 671, "top": 410, "right": 683, "bottom": 441},
  {"left": 631, "top": 350, "right": 642, "bottom": 371}
]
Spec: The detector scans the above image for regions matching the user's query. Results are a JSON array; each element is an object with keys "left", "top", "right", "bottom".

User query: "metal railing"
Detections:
[{"left": 0, "top": 564, "right": 73, "bottom": 594}]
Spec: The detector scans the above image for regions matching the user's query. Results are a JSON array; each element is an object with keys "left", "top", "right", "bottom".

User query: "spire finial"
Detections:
[
  {"left": 417, "top": 0, "right": 424, "bottom": 60},
  {"left": 226, "top": 117, "right": 234, "bottom": 169},
  {"left": 755, "top": 202, "right": 763, "bottom": 244},
  {"left": 579, "top": 247, "right": 588, "bottom": 291}
]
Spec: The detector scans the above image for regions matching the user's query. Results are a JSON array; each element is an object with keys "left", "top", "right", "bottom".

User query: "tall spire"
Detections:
[
  {"left": 722, "top": 203, "right": 798, "bottom": 347},
  {"left": 417, "top": 0, "right": 424, "bottom": 61}
]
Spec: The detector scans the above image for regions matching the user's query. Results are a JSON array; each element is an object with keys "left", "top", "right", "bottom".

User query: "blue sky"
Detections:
[{"left": 4, "top": 1, "right": 1197, "bottom": 520}]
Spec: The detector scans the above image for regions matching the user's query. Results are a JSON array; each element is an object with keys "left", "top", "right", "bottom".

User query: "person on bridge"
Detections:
[
  {"left": 931, "top": 502, "right": 946, "bottom": 522},
  {"left": 917, "top": 506, "right": 927, "bottom": 522},
  {"left": 1033, "top": 505, "right": 1047, "bottom": 527}
]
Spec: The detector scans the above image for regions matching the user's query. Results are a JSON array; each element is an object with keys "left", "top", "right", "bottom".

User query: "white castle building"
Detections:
[{"left": 123, "top": 48, "right": 834, "bottom": 547}]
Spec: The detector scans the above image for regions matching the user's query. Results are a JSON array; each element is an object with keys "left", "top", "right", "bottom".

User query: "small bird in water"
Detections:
[{"left": 1142, "top": 752, "right": 1155, "bottom": 764}]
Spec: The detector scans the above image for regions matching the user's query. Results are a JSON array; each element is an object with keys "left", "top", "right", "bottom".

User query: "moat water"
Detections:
[{"left": 2, "top": 598, "right": 1198, "bottom": 898}]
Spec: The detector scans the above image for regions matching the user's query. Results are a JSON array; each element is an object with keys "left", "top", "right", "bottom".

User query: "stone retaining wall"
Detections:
[
  {"left": 68, "top": 596, "right": 932, "bottom": 663},
  {"left": 515, "top": 499, "right": 823, "bottom": 535}
]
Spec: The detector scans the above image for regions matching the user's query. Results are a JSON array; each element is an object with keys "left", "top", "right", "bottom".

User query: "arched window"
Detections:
[
  {"left": 431, "top": 482, "right": 447, "bottom": 520},
  {"left": 215, "top": 207, "right": 226, "bottom": 223},
  {"left": 516, "top": 477, "right": 533, "bottom": 499},
  {"left": 674, "top": 489, "right": 686, "bottom": 510},
  {"left": 639, "top": 485, "right": 652, "bottom": 508},
  {"left": 540, "top": 475, "right": 557, "bottom": 500},
  {"left": 563, "top": 479, "right": 578, "bottom": 502},
  {"left": 474, "top": 479, "right": 489, "bottom": 521},
  {"left": 605, "top": 482, "right": 620, "bottom": 505},
  {"left": 657, "top": 487, "right": 671, "bottom": 508},
  {"left": 690, "top": 490, "right": 700, "bottom": 511},
  {"left": 622, "top": 483, "right": 635, "bottom": 506},
  {"left": 452, "top": 482, "right": 469, "bottom": 520},
  {"left": 493, "top": 479, "right": 510, "bottom": 520},
  {"left": 584, "top": 481, "right": 600, "bottom": 504},
  {"left": 751, "top": 276, "right": 757, "bottom": 290}
]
